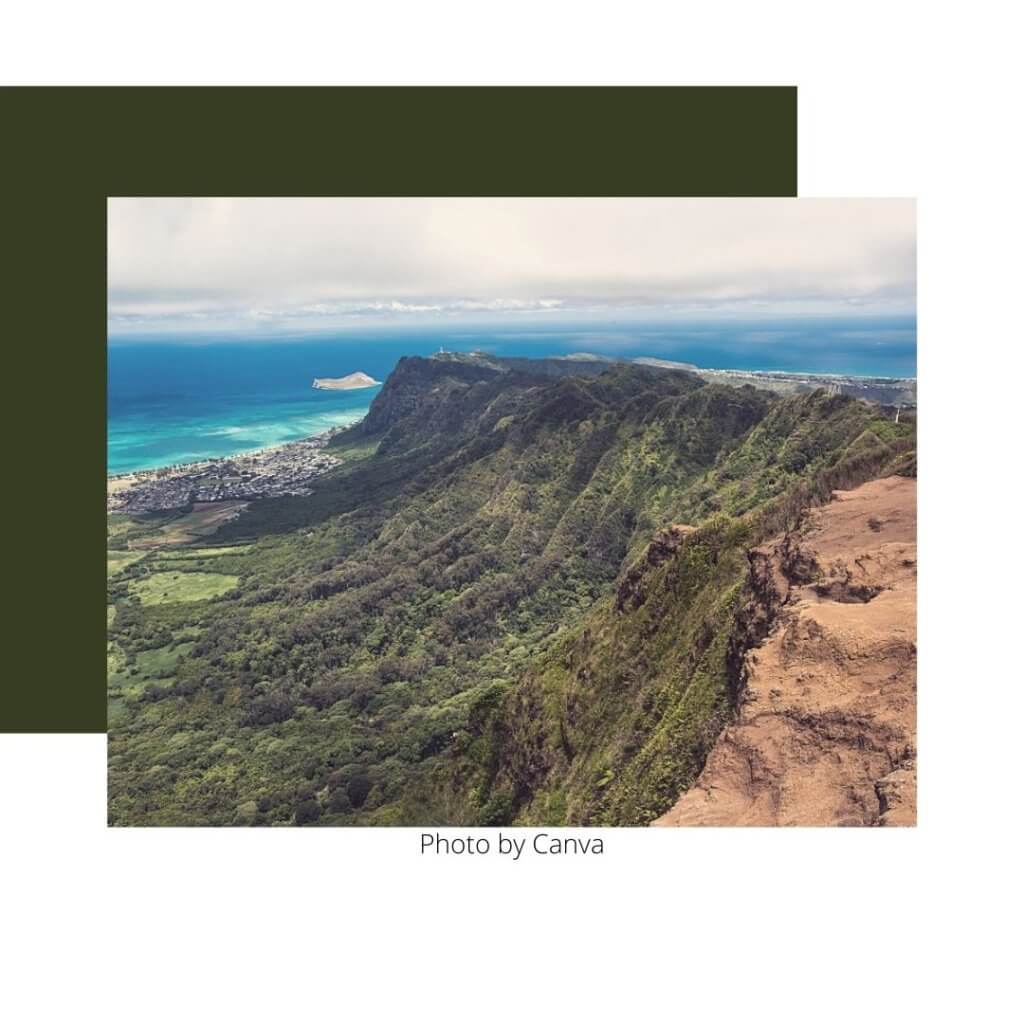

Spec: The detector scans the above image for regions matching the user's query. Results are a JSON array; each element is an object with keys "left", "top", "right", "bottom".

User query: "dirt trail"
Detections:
[{"left": 654, "top": 476, "right": 917, "bottom": 827}]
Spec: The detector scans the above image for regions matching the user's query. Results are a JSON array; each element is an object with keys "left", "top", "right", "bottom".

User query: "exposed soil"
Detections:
[{"left": 654, "top": 476, "right": 917, "bottom": 827}]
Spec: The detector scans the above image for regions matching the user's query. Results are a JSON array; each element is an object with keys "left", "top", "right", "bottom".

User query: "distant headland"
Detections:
[{"left": 312, "top": 372, "right": 381, "bottom": 391}]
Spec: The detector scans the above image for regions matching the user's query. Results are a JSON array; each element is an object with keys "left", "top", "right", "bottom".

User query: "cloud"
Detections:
[{"left": 107, "top": 198, "right": 915, "bottom": 333}]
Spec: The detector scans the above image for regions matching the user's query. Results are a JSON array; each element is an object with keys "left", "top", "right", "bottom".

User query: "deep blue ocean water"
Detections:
[{"left": 108, "top": 317, "right": 916, "bottom": 474}]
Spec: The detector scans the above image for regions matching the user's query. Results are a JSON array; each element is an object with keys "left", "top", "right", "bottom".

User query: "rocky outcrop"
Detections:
[
  {"left": 312, "top": 372, "right": 380, "bottom": 390},
  {"left": 336, "top": 355, "right": 505, "bottom": 444},
  {"left": 654, "top": 476, "right": 917, "bottom": 827}
]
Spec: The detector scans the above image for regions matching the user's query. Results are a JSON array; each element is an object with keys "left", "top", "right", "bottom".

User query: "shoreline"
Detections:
[
  {"left": 690, "top": 365, "right": 917, "bottom": 404},
  {"left": 107, "top": 422, "right": 348, "bottom": 482},
  {"left": 107, "top": 422, "right": 357, "bottom": 514},
  {"left": 702, "top": 368, "right": 916, "bottom": 382},
  {"left": 108, "top": 360, "right": 917, "bottom": 498}
]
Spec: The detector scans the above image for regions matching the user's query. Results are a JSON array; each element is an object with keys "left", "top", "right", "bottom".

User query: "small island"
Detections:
[{"left": 312, "top": 371, "right": 381, "bottom": 391}]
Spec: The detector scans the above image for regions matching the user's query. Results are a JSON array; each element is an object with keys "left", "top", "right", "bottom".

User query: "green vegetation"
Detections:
[
  {"left": 162, "top": 545, "right": 252, "bottom": 559},
  {"left": 128, "top": 571, "right": 239, "bottom": 606},
  {"left": 107, "top": 549, "right": 144, "bottom": 578},
  {"left": 107, "top": 355, "right": 916, "bottom": 826}
]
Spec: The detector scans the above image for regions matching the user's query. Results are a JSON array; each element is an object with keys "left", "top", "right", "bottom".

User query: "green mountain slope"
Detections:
[{"left": 107, "top": 354, "right": 915, "bottom": 826}]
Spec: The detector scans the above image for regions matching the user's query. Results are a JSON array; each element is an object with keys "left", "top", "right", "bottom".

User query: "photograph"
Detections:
[{"left": 106, "top": 197, "right": 917, "bottom": 826}]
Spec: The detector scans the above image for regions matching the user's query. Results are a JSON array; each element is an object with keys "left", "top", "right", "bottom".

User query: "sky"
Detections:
[{"left": 108, "top": 198, "right": 916, "bottom": 336}]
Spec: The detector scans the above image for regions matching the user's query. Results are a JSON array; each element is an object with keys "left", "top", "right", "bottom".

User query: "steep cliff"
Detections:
[
  {"left": 438, "top": 401, "right": 916, "bottom": 827},
  {"left": 654, "top": 476, "right": 916, "bottom": 826}
]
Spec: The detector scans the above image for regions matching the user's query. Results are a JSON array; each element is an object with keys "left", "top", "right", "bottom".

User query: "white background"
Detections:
[{"left": 3, "top": 2, "right": 1022, "bottom": 1021}]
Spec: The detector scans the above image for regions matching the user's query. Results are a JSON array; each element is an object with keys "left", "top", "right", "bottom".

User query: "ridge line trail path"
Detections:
[{"left": 654, "top": 475, "right": 917, "bottom": 827}]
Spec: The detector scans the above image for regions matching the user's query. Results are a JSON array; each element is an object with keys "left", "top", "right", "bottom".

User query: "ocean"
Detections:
[{"left": 107, "top": 316, "right": 916, "bottom": 474}]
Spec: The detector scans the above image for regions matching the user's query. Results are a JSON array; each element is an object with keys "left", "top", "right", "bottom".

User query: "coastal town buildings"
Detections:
[{"left": 108, "top": 430, "right": 343, "bottom": 514}]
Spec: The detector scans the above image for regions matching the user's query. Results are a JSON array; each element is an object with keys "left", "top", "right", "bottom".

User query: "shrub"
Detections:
[
  {"left": 241, "top": 692, "right": 295, "bottom": 727},
  {"left": 328, "top": 788, "right": 352, "bottom": 813},
  {"left": 294, "top": 799, "right": 322, "bottom": 826},
  {"left": 347, "top": 774, "right": 372, "bottom": 808},
  {"left": 478, "top": 791, "right": 516, "bottom": 826}
]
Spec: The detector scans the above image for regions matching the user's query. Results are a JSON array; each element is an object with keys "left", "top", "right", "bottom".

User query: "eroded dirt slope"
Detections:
[{"left": 654, "top": 476, "right": 917, "bottom": 827}]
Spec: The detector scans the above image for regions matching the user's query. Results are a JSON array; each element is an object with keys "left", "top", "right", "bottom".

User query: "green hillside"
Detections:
[{"left": 107, "top": 354, "right": 915, "bottom": 825}]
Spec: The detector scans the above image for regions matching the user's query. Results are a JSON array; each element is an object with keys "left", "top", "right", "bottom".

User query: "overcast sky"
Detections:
[{"left": 108, "top": 198, "right": 915, "bottom": 335}]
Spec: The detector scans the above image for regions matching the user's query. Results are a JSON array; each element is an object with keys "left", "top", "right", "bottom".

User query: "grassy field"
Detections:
[
  {"left": 107, "top": 506, "right": 251, "bottom": 737},
  {"left": 122, "top": 502, "right": 249, "bottom": 549},
  {"left": 128, "top": 570, "right": 239, "bottom": 606},
  {"left": 159, "top": 545, "right": 252, "bottom": 559},
  {"left": 107, "top": 515, "right": 137, "bottom": 540},
  {"left": 134, "top": 641, "right": 196, "bottom": 678},
  {"left": 107, "top": 640, "right": 126, "bottom": 676},
  {"left": 107, "top": 549, "right": 146, "bottom": 578}
]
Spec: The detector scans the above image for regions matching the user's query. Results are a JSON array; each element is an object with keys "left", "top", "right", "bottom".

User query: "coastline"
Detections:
[
  {"left": 107, "top": 423, "right": 354, "bottom": 514},
  {"left": 690, "top": 366, "right": 917, "bottom": 403},
  {"left": 108, "top": 360, "right": 916, "bottom": 512},
  {"left": 108, "top": 423, "right": 343, "bottom": 481}
]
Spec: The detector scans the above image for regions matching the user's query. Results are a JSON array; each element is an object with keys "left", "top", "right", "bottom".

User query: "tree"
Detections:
[
  {"left": 294, "top": 799, "right": 322, "bottom": 826},
  {"left": 347, "top": 774, "right": 372, "bottom": 808}
]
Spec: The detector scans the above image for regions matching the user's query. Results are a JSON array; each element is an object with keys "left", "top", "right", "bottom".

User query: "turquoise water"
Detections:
[{"left": 108, "top": 317, "right": 916, "bottom": 474}]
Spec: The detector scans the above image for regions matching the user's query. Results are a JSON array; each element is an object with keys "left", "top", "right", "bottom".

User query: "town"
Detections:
[
  {"left": 107, "top": 428, "right": 346, "bottom": 514},
  {"left": 691, "top": 366, "right": 917, "bottom": 406}
]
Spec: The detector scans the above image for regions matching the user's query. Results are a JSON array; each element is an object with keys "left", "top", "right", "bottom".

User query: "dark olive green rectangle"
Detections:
[{"left": 0, "top": 86, "right": 796, "bottom": 732}]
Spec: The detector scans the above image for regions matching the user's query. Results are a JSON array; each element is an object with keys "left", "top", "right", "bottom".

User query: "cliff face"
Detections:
[
  {"left": 654, "top": 476, "right": 917, "bottom": 827},
  {"left": 462, "top": 514, "right": 754, "bottom": 826},
  {"left": 445, "top": 467, "right": 917, "bottom": 828},
  {"left": 333, "top": 355, "right": 507, "bottom": 449},
  {"left": 332, "top": 353, "right": 663, "bottom": 454}
]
